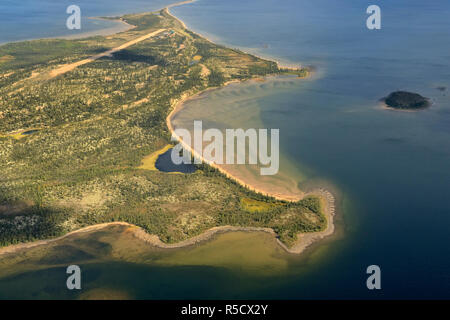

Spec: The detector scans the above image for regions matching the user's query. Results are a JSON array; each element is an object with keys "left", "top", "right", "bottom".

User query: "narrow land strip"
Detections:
[
  {"left": 46, "top": 29, "right": 166, "bottom": 79},
  {"left": 0, "top": 3, "right": 335, "bottom": 257}
]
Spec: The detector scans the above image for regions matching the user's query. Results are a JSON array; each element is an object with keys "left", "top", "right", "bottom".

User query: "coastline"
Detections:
[
  {"left": 0, "top": 3, "right": 336, "bottom": 257},
  {"left": 166, "top": 79, "right": 336, "bottom": 254},
  {"left": 0, "top": 195, "right": 334, "bottom": 256},
  {"left": 0, "top": 17, "right": 135, "bottom": 46},
  {"left": 0, "top": 0, "right": 194, "bottom": 45},
  {"left": 56, "top": 17, "right": 135, "bottom": 41},
  {"left": 167, "top": 78, "right": 306, "bottom": 202},
  {"left": 164, "top": 6, "right": 335, "bottom": 254},
  {"left": 166, "top": 2, "right": 303, "bottom": 71}
]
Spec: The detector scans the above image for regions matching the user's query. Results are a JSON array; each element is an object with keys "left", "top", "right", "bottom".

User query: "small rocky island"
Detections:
[{"left": 384, "top": 91, "right": 430, "bottom": 110}]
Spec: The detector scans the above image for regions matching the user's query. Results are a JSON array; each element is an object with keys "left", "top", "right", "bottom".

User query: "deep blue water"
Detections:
[
  {"left": 171, "top": 0, "right": 450, "bottom": 298},
  {"left": 1, "top": 0, "right": 449, "bottom": 299},
  {"left": 155, "top": 149, "right": 197, "bottom": 173}
]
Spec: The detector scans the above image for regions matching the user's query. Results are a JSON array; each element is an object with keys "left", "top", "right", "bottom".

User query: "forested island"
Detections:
[
  {"left": 0, "top": 8, "right": 327, "bottom": 250},
  {"left": 384, "top": 91, "right": 430, "bottom": 110}
]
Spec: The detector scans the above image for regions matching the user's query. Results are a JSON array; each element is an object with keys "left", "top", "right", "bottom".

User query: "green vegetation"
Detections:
[
  {"left": 138, "top": 144, "right": 174, "bottom": 171},
  {"left": 279, "top": 67, "right": 309, "bottom": 78},
  {"left": 0, "top": 10, "right": 321, "bottom": 248},
  {"left": 240, "top": 197, "right": 284, "bottom": 213}
]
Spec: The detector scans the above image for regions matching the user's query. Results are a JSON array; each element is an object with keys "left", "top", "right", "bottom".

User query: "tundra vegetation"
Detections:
[{"left": 0, "top": 9, "right": 322, "bottom": 248}]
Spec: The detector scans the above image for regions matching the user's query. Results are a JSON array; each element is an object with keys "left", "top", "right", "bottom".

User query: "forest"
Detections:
[{"left": 0, "top": 9, "right": 320, "bottom": 248}]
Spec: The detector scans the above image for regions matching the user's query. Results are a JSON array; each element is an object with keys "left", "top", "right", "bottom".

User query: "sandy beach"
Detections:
[
  {"left": 0, "top": 106, "right": 335, "bottom": 258},
  {"left": 166, "top": 83, "right": 336, "bottom": 255},
  {"left": 0, "top": 197, "right": 334, "bottom": 256},
  {"left": 164, "top": 3, "right": 335, "bottom": 252}
]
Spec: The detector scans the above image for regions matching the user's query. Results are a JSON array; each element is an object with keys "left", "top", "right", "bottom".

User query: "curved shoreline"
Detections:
[
  {"left": 167, "top": 79, "right": 305, "bottom": 202},
  {"left": 0, "top": 3, "right": 336, "bottom": 257},
  {"left": 165, "top": 6, "right": 336, "bottom": 253},
  {"left": 166, "top": 89, "right": 336, "bottom": 254},
  {"left": 57, "top": 17, "right": 135, "bottom": 41},
  {"left": 131, "top": 191, "right": 334, "bottom": 255},
  {"left": 0, "top": 194, "right": 334, "bottom": 256},
  {"left": 0, "top": 18, "right": 135, "bottom": 46}
]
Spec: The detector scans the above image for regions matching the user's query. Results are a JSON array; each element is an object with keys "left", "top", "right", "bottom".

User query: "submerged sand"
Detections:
[{"left": 166, "top": 78, "right": 336, "bottom": 254}]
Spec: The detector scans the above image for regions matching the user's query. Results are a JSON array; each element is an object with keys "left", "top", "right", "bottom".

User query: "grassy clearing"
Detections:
[
  {"left": 138, "top": 144, "right": 174, "bottom": 171},
  {"left": 0, "top": 55, "right": 14, "bottom": 65},
  {"left": 240, "top": 198, "right": 285, "bottom": 213}
]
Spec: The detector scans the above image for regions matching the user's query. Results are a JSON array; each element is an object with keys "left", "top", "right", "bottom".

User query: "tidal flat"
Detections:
[{"left": 0, "top": 224, "right": 328, "bottom": 299}]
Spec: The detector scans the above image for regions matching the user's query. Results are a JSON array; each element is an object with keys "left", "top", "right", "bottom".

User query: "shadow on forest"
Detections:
[
  {"left": 0, "top": 186, "right": 70, "bottom": 246},
  {"left": 102, "top": 50, "right": 163, "bottom": 65}
]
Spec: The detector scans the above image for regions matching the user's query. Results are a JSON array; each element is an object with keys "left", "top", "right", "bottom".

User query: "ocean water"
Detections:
[
  {"left": 1, "top": 0, "right": 450, "bottom": 299},
  {"left": 0, "top": 0, "right": 175, "bottom": 44},
  {"left": 171, "top": 0, "right": 450, "bottom": 299}
]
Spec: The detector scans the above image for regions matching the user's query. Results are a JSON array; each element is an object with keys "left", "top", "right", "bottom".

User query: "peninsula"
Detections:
[{"left": 0, "top": 7, "right": 332, "bottom": 256}]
